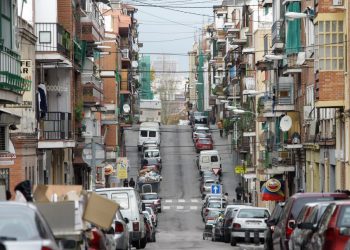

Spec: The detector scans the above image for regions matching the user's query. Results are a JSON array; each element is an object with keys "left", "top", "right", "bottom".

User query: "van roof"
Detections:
[
  {"left": 96, "top": 187, "right": 135, "bottom": 192},
  {"left": 200, "top": 150, "right": 219, "bottom": 155}
]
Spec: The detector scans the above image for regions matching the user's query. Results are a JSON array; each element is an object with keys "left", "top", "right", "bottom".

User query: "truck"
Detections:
[{"left": 139, "top": 99, "right": 162, "bottom": 123}]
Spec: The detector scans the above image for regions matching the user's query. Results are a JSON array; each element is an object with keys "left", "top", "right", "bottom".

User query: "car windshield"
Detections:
[
  {"left": 142, "top": 194, "right": 159, "bottom": 200},
  {"left": 0, "top": 205, "right": 49, "bottom": 241},
  {"left": 204, "top": 181, "right": 215, "bottom": 186},
  {"left": 208, "top": 210, "right": 222, "bottom": 217},
  {"left": 199, "top": 139, "right": 211, "bottom": 144},
  {"left": 337, "top": 206, "right": 350, "bottom": 227},
  {"left": 145, "top": 151, "right": 160, "bottom": 157},
  {"left": 238, "top": 209, "right": 269, "bottom": 219}
]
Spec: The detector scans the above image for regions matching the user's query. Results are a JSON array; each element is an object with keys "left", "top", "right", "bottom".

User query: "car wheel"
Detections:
[
  {"left": 153, "top": 232, "right": 156, "bottom": 242},
  {"left": 230, "top": 237, "right": 237, "bottom": 246},
  {"left": 140, "top": 237, "right": 147, "bottom": 249},
  {"left": 196, "top": 149, "right": 200, "bottom": 153},
  {"left": 224, "top": 233, "right": 230, "bottom": 243}
]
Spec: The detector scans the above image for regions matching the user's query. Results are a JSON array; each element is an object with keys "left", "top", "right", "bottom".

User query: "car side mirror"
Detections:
[
  {"left": 124, "top": 217, "right": 129, "bottom": 224},
  {"left": 288, "top": 220, "right": 296, "bottom": 229}
]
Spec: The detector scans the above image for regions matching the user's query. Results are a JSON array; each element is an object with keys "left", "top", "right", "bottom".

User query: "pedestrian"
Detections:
[
  {"left": 129, "top": 178, "right": 136, "bottom": 188},
  {"left": 217, "top": 120, "right": 223, "bottom": 137},
  {"left": 224, "top": 192, "right": 228, "bottom": 201},
  {"left": 6, "top": 190, "right": 11, "bottom": 201},
  {"left": 123, "top": 179, "right": 129, "bottom": 187},
  {"left": 235, "top": 183, "right": 244, "bottom": 202}
]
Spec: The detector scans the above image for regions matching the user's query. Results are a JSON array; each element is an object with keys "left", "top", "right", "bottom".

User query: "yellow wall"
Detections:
[{"left": 305, "top": 149, "right": 320, "bottom": 192}]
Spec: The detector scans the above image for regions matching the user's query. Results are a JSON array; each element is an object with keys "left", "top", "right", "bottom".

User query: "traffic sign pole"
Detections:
[{"left": 91, "top": 138, "right": 96, "bottom": 191}]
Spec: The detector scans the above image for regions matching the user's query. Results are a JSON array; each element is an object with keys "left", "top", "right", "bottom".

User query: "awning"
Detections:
[{"left": 0, "top": 109, "right": 21, "bottom": 125}]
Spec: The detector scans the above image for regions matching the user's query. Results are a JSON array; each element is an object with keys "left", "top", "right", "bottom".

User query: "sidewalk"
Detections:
[{"left": 210, "top": 124, "right": 240, "bottom": 203}]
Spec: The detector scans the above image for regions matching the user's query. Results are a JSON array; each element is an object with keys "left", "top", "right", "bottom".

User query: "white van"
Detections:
[
  {"left": 138, "top": 122, "right": 160, "bottom": 151},
  {"left": 197, "top": 150, "right": 222, "bottom": 175},
  {"left": 95, "top": 187, "right": 147, "bottom": 249}
]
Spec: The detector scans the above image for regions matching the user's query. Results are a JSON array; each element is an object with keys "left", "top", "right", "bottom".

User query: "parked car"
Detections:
[
  {"left": 200, "top": 170, "right": 220, "bottom": 184},
  {"left": 141, "top": 158, "right": 161, "bottom": 172},
  {"left": 142, "top": 211, "right": 156, "bottom": 242},
  {"left": 272, "top": 192, "right": 349, "bottom": 250},
  {"left": 195, "top": 138, "right": 214, "bottom": 153},
  {"left": 194, "top": 132, "right": 213, "bottom": 144},
  {"left": 264, "top": 202, "right": 285, "bottom": 250},
  {"left": 0, "top": 202, "right": 60, "bottom": 250},
  {"left": 230, "top": 207, "right": 270, "bottom": 246},
  {"left": 193, "top": 126, "right": 210, "bottom": 142},
  {"left": 197, "top": 150, "right": 222, "bottom": 176},
  {"left": 146, "top": 206, "right": 158, "bottom": 227},
  {"left": 201, "top": 179, "right": 217, "bottom": 198},
  {"left": 205, "top": 209, "right": 223, "bottom": 224},
  {"left": 202, "top": 201, "right": 227, "bottom": 222},
  {"left": 142, "top": 148, "right": 162, "bottom": 169},
  {"left": 141, "top": 140, "right": 158, "bottom": 154},
  {"left": 138, "top": 122, "right": 160, "bottom": 151},
  {"left": 289, "top": 202, "right": 330, "bottom": 250},
  {"left": 223, "top": 204, "right": 252, "bottom": 243},
  {"left": 96, "top": 187, "right": 148, "bottom": 249},
  {"left": 212, "top": 216, "right": 225, "bottom": 242},
  {"left": 141, "top": 192, "right": 162, "bottom": 213},
  {"left": 306, "top": 200, "right": 350, "bottom": 250}
]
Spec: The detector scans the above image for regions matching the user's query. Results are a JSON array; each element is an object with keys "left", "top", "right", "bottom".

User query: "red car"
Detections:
[
  {"left": 195, "top": 138, "right": 213, "bottom": 153},
  {"left": 307, "top": 200, "right": 350, "bottom": 250}
]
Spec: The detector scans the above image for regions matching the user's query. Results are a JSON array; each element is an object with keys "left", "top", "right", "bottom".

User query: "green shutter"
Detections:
[{"left": 286, "top": 2, "right": 301, "bottom": 55}]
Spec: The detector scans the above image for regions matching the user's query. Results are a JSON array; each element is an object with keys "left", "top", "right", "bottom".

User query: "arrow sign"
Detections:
[{"left": 211, "top": 184, "right": 221, "bottom": 194}]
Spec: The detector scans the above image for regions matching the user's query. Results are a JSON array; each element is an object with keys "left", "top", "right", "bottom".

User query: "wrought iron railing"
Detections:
[{"left": 272, "top": 21, "right": 285, "bottom": 47}]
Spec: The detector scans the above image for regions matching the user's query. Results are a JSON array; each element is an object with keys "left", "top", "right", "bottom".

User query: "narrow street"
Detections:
[{"left": 125, "top": 125, "right": 262, "bottom": 250}]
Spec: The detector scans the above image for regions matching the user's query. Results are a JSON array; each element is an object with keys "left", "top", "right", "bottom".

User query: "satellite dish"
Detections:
[
  {"left": 132, "top": 61, "right": 139, "bottom": 68},
  {"left": 280, "top": 115, "right": 292, "bottom": 131},
  {"left": 123, "top": 104, "right": 130, "bottom": 113}
]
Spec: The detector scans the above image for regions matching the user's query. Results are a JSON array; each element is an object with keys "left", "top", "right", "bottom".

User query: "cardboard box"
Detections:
[
  {"left": 83, "top": 192, "right": 119, "bottom": 230},
  {"left": 33, "top": 185, "right": 83, "bottom": 202}
]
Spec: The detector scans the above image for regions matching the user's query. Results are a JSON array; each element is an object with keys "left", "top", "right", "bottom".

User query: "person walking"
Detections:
[
  {"left": 129, "top": 178, "right": 136, "bottom": 188},
  {"left": 235, "top": 183, "right": 244, "bottom": 202},
  {"left": 217, "top": 120, "right": 223, "bottom": 137},
  {"left": 123, "top": 179, "right": 129, "bottom": 187}
]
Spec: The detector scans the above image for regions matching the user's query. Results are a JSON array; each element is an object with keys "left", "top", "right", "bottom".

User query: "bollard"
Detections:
[
  {"left": 254, "top": 231, "right": 260, "bottom": 245},
  {"left": 244, "top": 230, "right": 250, "bottom": 243}
]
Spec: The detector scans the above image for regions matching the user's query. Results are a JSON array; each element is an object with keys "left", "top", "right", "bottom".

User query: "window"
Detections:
[
  {"left": 0, "top": 0, "right": 12, "bottom": 49},
  {"left": 211, "top": 156, "right": 219, "bottom": 162},
  {"left": 140, "top": 130, "right": 147, "bottom": 137},
  {"left": 306, "top": 85, "right": 314, "bottom": 106},
  {"left": 149, "top": 131, "right": 156, "bottom": 137},
  {"left": 337, "top": 206, "right": 350, "bottom": 227},
  {"left": 0, "top": 168, "right": 9, "bottom": 190},
  {"left": 316, "top": 20, "right": 344, "bottom": 71},
  {"left": 0, "top": 126, "right": 6, "bottom": 151}
]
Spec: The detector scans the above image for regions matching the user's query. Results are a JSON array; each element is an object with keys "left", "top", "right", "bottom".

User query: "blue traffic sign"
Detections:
[{"left": 211, "top": 184, "right": 221, "bottom": 194}]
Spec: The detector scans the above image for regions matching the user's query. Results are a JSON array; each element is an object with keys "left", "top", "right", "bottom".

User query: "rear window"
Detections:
[
  {"left": 149, "top": 131, "right": 156, "bottom": 137},
  {"left": 202, "top": 156, "right": 210, "bottom": 163},
  {"left": 141, "top": 130, "right": 147, "bottom": 137},
  {"left": 211, "top": 156, "right": 219, "bottom": 162},
  {"left": 238, "top": 209, "right": 270, "bottom": 219},
  {"left": 337, "top": 206, "right": 350, "bottom": 227},
  {"left": 195, "top": 118, "right": 208, "bottom": 124},
  {"left": 199, "top": 139, "right": 211, "bottom": 144},
  {"left": 208, "top": 202, "right": 226, "bottom": 209},
  {"left": 291, "top": 197, "right": 338, "bottom": 220},
  {"left": 142, "top": 194, "right": 158, "bottom": 200},
  {"left": 111, "top": 192, "right": 129, "bottom": 209}
]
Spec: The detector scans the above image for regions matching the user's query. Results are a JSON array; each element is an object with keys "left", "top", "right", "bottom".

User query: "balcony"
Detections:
[
  {"left": 81, "top": 0, "right": 105, "bottom": 41},
  {"left": 102, "top": 112, "right": 118, "bottom": 125},
  {"left": 0, "top": 45, "right": 31, "bottom": 104},
  {"left": 83, "top": 83, "right": 103, "bottom": 107},
  {"left": 119, "top": 114, "right": 133, "bottom": 127},
  {"left": 120, "top": 69, "right": 131, "bottom": 94},
  {"left": 264, "top": 150, "right": 295, "bottom": 174},
  {"left": 35, "top": 23, "right": 71, "bottom": 63},
  {"left": 275, "top": 77, "right": 294, "bottom": 111},
  {"left": 74, "top": 38, "right": 86, "bottom": 67},
  {"left": 38, "top": 112, "right": 75, "bottom": 149},
  {"left": 121, "top": 48, "right": 131, "bottom": 68},
  {"left": 261, "top": 0, "right": 272, "bottom": 7},
  {"left": 271, "top": 21, "right": 285, "bottom": 52}
]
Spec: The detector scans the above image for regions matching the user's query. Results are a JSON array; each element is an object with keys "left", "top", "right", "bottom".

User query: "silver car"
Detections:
[
  {"left": 0, "top": 202, "right": 60, "bottom": 250},
  {"left": 105, "top": 209, "right": 130, "bottom": 250}
]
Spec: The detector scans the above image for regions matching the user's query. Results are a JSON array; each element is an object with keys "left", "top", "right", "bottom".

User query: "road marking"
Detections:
[
  {"left": 165, "top": 199, "right": 173, "bottom": 203},
  {"left": 191, "top": 199, "right": 199, "bottom": 203},
  {"left": 176, "top": 206, "right": 184, "bottom": 210},
  {"left": 178, "top": 199, "right": 186, "bottom": 203},
  {"left": 190, "top": 206, "right": 198, "bottom": 210},
  {"left": 163, "top": 206, "right": 170, "bottom": 210}
]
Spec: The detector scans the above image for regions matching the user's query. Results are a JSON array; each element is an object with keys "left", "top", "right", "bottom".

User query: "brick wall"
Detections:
[
  {"left": 317, "top": 71, "right": 344, "bottom": 101},
  {"left": 316, "top": 0, "right": 345, "bottom": 13}
]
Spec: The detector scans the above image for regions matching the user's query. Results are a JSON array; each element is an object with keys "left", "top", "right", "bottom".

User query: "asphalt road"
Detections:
[{"left": 125, "top": 124, "right": 263, "bottom": 250}]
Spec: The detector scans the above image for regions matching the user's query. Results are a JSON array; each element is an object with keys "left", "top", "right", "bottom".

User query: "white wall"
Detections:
[
  {"left": 46, "top": 68, "right": 71, "bottom": 113},
  {"left": 35, "top": 0, "right": 57, "bottom": 23}
]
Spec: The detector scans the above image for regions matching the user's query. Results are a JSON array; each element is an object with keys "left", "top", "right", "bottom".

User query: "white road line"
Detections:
[
  {"left": 178, "top": 199, "right": 186, "bottom": 203},
  {"left": 163, "top": 206, "right": 171, "bottom": 210},
  {"left": 191, "top": 199, "right": 199, "bottom": 203},
  {"left": 165, "top": 199, "right": 173, "bottom": 203},
  {"left": 190, "top": 206, "right": 198, "bottom": 210},
  {"left": 176, "top": 206, "right": 184, "bottom": 210}
]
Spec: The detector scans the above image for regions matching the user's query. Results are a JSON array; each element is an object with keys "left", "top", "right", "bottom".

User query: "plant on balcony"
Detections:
[
  {"left": 74, "top": 101, "right": 84, "bottom": 123},
  {"left": 223, "top": 118, "right": 234, "bottom": 136}
]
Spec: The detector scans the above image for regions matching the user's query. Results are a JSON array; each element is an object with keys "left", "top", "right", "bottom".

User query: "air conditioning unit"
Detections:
[
  {"left": 333, "top": 0, "right": 343, "bottom": 5},
  {"left": 121, "top": 49, "right": 129, "bottom": 59}
]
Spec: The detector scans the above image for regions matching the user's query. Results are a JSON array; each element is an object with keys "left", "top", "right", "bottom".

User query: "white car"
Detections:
[{"left": 230, "top": 207, "right": 270, "bottom": 246}]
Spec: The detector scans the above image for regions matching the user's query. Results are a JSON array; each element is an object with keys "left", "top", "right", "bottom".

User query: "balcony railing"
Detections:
[
  {"left": 0, "top": 45, "right": 30, "bottom": 94},
  {"left": 272, "top": 21, "right": 285, "bottom": 48},
  {"left": 36, "top": 23, "right": 71, "bottom": 57},
  {"left": 119, "top": 114, "right": 133, "bottom": 125},
  {"left": 81, "top": 0, "right": 105, "bottom": 36},
  {"left": 41, "top": 112, "right": 72, "bottom": 140},
  {"left": 83, "top": 83, "right": 103, "bottom": 106}
]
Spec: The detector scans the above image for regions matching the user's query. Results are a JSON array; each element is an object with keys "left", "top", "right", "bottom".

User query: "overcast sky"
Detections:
[{"left": 124, "top": 0, "right": 221, "bottom": 71}]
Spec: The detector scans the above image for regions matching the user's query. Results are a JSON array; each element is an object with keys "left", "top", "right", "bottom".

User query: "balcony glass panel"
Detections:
[{"left": 41, "top": 112, "right": 72, "bottom": 140}]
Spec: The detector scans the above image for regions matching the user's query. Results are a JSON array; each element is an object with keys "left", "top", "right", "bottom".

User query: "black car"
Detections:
[{"left": 264, "top": 202, "right": 284, "bottom": 250}]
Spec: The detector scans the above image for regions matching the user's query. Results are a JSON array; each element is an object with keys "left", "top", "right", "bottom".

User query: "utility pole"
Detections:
[{"left": 91, "top": 137, "right": 96, "bottom": 191}]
